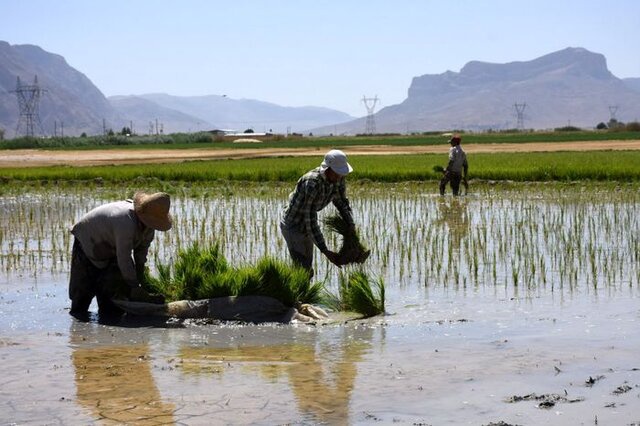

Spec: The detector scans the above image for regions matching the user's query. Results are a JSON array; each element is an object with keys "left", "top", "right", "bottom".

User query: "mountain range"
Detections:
[
  {"left": 110, "top": 93, "right": 354, "bottom": 134},
  {"left": 313, "top": 47, "right": 640, "bottom": 134},
  {"left": 0, "top": 41, "right": 353, "bottom": 138},
  {"left": 1, "top": 41, "right": 639, "bottom": 138}
]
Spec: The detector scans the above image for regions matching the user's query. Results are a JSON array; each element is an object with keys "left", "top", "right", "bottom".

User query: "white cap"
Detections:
[{"left": 320, "top": 149, "right": 353, "bottom": 176}]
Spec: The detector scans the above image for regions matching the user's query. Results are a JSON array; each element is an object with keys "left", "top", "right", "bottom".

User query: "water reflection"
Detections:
[
  {"left": 178, "top": 327, "right": 373, "bottom": 424},
  {"left": 435, "top": 197, "right": 470, "bottom": 252},
  {"left": 70, "top": 324, "right": 175, "bottom": 424}
]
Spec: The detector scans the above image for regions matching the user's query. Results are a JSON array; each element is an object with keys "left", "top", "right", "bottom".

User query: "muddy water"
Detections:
[{"left": 1, "top": 184, "right": 639, "bottom": 425}]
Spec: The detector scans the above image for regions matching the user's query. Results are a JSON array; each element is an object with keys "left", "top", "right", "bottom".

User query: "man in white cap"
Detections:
[
  {"left": 439, "top": 135, "right": 468, "bottom": 196},
  {"left": 280, "top": 149, "right": 356, "bottom": 274},
  {"left": 68, "top": 191, "right": 172, "bottom": 318}
]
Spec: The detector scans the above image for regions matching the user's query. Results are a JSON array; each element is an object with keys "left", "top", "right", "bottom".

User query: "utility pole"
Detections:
[
  {"left": 362, "top": 95, "right": 379, "bottom": 135},
  {"left": 12, "top": 75, "right": 47, "bottom": 137},
  {"left": 514, "top": 102, "right": 527, "bottom": 131}
]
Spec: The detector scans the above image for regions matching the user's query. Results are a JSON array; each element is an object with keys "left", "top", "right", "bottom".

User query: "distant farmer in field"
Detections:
[
  {"left": 439, "top": 135, "right": 468, "bottom": 196},
  {"left": 68, "top": 191, "right": 172, "bottom": 318},
  {"left": 280, "top": 149, "right": 356, "bottom": 275}
]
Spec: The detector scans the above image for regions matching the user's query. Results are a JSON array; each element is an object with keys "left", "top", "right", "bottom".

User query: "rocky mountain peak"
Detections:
[{"left": 463, "top": 47, "right": 610, "bottom": 81}]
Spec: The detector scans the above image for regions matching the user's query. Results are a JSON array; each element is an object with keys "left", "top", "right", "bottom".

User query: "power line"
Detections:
[
  {"left": 362, "top": 95, "right": 379, "bottom": 134},
  {"left": 12, "top": 75, "right": 47, "bottom": 137},
  {"left": 514, "top": 102, "right": 527, "bottom": 130}
]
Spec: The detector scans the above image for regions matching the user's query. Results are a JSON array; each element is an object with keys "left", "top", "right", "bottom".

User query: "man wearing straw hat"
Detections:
[
  {"left": 280, "top": 149, "right": 356, "bottom": 275},
  {"left": 68, "top": 191, "right": 172, "bottom": 318}
]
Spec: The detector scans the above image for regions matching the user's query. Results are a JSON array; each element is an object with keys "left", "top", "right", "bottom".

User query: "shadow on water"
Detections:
[
  {"left": 69, "top": 322, "right": 177, "bottom": 424},
  {"left": 69, "top": 315, "right": 375, "bottom": 424},
  {"left": 71, "top": 310, "right": 186, "bottom": 328},
  {"left": 176, "top": 326, "right": 374, "bottom": 424}
]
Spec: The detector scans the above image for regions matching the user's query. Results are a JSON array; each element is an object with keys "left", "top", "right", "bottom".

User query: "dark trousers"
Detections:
[
  {"left": 280, "top": 221, "right": 315, "bottom": 279},
  {"left": 68, "top": 239, "right": 126, "bottom": 317},
  {"left": 439, "top": 171, "right": 462, "bottom": 196}
]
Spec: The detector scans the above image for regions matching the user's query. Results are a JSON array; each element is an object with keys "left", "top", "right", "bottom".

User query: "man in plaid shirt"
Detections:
[{"left": 280, "top": 149, "right": 356, "bottom": 275}]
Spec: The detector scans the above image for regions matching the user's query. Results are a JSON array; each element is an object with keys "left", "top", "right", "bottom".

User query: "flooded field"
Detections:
[{"left": 1, "top": 182, "right": 639, "bottom": 425}]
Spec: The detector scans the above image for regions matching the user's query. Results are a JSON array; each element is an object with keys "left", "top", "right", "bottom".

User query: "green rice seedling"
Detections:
[
  {"left": 171, "top": 243, "right": 229, "bottom": 300},
  {"left": 253, "top": 257, "right": 324, "bottom": 306},
  {"left": 145, "top": 242, "right": 326, "bottom": 308},
  {"left": 228, "top": 266, "right": 263, "bottom": 296},
  {"left": 323, "top": 214, "right": 371, "bottom": 265},
  {"left": 326, "top": 269, "right": 385, "bottom": 317},
  {"left": 194, "top": 269, "right": 237, "bottom": 299},
  {"left": 144, "top": 263, "right": 174, "bottom": 298}
]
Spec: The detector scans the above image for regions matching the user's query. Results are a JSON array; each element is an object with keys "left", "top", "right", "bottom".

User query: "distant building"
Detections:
[{"left": 207, "top": 129, "right": 274, "bottom": 138}]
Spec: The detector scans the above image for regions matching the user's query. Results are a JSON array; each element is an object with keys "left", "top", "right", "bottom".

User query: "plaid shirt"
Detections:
[{"left": 282, "top": 167, "right": 354, "bottom": 252}]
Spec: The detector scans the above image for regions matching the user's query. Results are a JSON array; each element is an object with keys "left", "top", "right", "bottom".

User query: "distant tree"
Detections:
[
  {"left": 107, "top": 129, "right": 115, "bottom": 136},
  {"left": 243, "top": 128, "right": 254, "bottom": 133},
  {"left": 120, "top": 126, "right": 131, "bottom": 135},
  {"left": 0, "top": 128, "right": 4, "bottom": 140},
  {"left": 608, "top": 118, "right": 623, "bottom": 129},
  {"left": 596, "top": 122, "right": 608, "bottom": 130},
  {"left": 80, "top": 132, "right": 87, "bottom": 138},
  {"left": 626, "top": 121, "right": 640, "bottom": 131},
  {"left": 554, "top": 125, "right": 582, "bottom": 132}
]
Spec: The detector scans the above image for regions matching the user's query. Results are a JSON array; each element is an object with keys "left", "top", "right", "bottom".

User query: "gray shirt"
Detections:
[
  {"left": 447, "top": 145, "right": 468, "bottom": 174},
  {"left": 70, "top": 200, "right": 155, "bottom": 287}
]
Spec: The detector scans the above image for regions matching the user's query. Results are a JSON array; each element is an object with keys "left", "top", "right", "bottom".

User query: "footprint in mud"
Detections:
[
  {"left": 505, "top": 392, "right": 584, "bottom": 409},
  {"left": 611, "top": 383, "right": 633, "bottom": 395},
  {"left": 585, "top": 375, "right": 605, "bottom": 387}
]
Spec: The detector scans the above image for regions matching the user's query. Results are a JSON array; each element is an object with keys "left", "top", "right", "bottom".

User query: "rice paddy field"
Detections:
[{"left": 1, "top": 180, "right": 639, "bottom": 425}]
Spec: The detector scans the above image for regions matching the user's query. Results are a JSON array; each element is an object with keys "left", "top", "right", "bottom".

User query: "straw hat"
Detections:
[{"left": 133, "top": 191, "right": 172, "bottom": 231}]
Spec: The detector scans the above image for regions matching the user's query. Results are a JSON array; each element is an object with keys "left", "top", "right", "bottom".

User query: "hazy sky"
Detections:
[{"left": 1, "top": 0, "right": 638, "bottom": 117}]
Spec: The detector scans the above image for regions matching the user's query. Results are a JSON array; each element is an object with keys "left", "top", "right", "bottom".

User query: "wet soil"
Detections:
[{"left": 1, "top": 275, "right": 639, "bottom": 425}]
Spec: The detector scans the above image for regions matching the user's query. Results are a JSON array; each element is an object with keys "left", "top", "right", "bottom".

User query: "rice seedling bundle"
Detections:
[
  {"left": 323, "top": 269, "right": 385, "bottom": 318},
  {"left": 143, "top": 242, "right": 385, "bottom": 317},
  {"left": 323, "top": 214, "right": 371, "bottom": 265},
  {"left": 144, "top": 243, "right": 324, "bottom": 307}
]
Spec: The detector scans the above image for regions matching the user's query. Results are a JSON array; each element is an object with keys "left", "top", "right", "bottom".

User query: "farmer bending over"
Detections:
[
  {"left": 439, "top": 135, "right": 468, "bottom": 196},
  {"left": 69, "top": 191, "right": 171, "bottom": 318},
  {"left": 280, "top": 149, "right": 356, "bottom": 275}
]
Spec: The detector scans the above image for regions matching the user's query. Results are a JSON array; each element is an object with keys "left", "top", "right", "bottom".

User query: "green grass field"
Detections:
[
  {"left": 1, "top": 151, "right": 639, "bottom": 183},
  {"left": 1, "top": 129, "right": 639, "bottom": 151}
]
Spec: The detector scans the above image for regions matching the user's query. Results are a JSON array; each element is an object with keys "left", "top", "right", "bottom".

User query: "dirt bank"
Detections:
[{"left": 0, "top": 139, "right": 639, "bottom": 168}]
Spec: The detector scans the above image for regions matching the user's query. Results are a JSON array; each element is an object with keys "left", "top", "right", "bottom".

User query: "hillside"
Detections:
[
  {"left": 0, "top": 41, "right": 122, "bottom": 138},
  {"left": 312, "top": 48, "right": 640, "bottom": 134},
  {"left": 131, "top": 93, "right": 354, "bottom": 134},
  {"left": 0, "top": 41, "right": 354, "bottom": 138}
]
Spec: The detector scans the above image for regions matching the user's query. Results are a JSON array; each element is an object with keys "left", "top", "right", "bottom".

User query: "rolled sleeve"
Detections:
[
  {"left": 301, "top": 181, "right": 328, "bottom": 252},
  {"left": 332, "top": 179, "right": 354, "bottom": 226},
  {"left": 115, "top": 234, "right": 139, "bottom": 287},
  {"left": 133, "top": 230, "right": 154, "bottom": 282}
]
